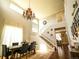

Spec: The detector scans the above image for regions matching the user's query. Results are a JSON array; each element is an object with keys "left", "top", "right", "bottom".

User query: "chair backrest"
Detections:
[
  {"left": 31, "top": 41, "right": 36, "bottom": 46},
  {"left": 30, "top": 41, "right": 36, "bottom": 49},
  {"left": 12, "top": 42, "right": 18, "bottom": 46},
  {"left": 2, "top": 45, "right": 8, "bottom": 56}
]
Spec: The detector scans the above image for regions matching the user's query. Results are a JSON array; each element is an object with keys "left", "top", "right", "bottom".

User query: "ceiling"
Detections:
[{"left": 12, "top": 0, "right": 64, "bottom": 19}]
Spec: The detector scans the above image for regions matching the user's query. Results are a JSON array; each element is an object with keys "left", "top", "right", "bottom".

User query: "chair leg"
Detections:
[
  {"left": 34, "top": 49, "right": 36, "bottom": 54},
  {"left": 6, "top": 56, "right": 8, "bottom": 59},
  {"left": 20, "top": 54, "right": 21, "bottom": 59},
  {"left": 2, "top": 56, "right": 8, "bottom": 59},
  {"left": 16, "top": 53, "right": 18, "bottom": 58},
  {"left": 1, "top": 56, "right": 3, "bottom": 59},
  {"left": 26, "top": 52, "right": 28, "bottom": 59},
  {"left": 26, "top": 54, "right": 27, "bottom": 59}
]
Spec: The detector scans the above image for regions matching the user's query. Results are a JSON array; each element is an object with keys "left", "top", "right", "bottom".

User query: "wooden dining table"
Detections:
[{"left": 9, "top": 45, "right": 22, "bottom": 59}]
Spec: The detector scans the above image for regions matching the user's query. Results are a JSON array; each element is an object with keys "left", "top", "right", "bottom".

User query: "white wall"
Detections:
[
  {"left": 0, "top": 0, "right": 5, "bottom": 56},
  {"left": 46, "top": 13, "right": 66, "bottom": 28}
]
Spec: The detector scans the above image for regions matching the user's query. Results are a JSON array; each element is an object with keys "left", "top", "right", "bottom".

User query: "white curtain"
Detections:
[{"left": 2, "top": 25, "right": 23, "bottom": 47}]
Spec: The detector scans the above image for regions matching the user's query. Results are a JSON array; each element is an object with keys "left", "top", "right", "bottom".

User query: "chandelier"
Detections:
[{"left": 23, "top": 0, "right": 35, "bottom": 20}]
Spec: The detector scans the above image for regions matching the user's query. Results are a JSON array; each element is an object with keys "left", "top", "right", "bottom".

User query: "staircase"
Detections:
[
  {"left": 40, "top": 34, "right": 55, "bottom": 48},
  {"left": 32, "top": 22, "right": 56, "bottom": 50}
]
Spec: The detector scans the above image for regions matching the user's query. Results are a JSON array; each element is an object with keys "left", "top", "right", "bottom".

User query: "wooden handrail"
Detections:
[{"left": 40, "top": 34, "right": 54, "bottom": 48}]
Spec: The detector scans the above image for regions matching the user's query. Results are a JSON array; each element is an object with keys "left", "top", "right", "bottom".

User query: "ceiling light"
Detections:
[{"left": 23, "top": 0, "right": 35, "bottom": 20}]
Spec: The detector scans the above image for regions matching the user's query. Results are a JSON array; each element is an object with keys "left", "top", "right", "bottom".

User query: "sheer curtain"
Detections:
[{"left": 2, "top": 25, "right": 23, "bottom": 47}]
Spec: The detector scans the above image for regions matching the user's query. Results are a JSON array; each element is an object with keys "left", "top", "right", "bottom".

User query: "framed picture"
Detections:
[
  {"left": 50, "top": 34, "right": 53, "bottom": 36},
  {"left": 43, "top": 20, "right": 47, "bottom": 25},
  {"left": 51, "top": 28, "right": 53, "bottom": 31},
  {"left": 47, "top": 31, "right": 49, "bottom": 34}
]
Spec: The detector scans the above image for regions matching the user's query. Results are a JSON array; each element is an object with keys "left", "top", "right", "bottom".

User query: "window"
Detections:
[
  {"left": 2, "top": 25, "right": 23, "bottom": 47},
  {"left": 10, "top": 3, "right": 23, "bottom": 14},
  {"left": 32, "top": 19, "right": 39, "bottom": 33},
  {"left": 56, "top": 33, "right": 62, "bottom": 41}
]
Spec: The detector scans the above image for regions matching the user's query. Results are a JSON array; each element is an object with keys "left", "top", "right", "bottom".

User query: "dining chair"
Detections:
[{"left": 2, "top": 45, "right": 12, "bottom": 59}]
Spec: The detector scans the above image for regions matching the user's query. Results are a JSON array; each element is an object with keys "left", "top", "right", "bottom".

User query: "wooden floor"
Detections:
[
  {"left": 0, "top": 46, "right": 71, "bottom": 59},
  {"left": 20, "top": 46, "right": 70, "bottom": 59},
  {"left": 22, "top": 46, "right": 70, "bottom": 59}
]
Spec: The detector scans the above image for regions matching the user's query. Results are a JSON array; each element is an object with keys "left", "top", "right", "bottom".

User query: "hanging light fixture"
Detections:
[{"left": 23, "top": 0, "right": 35, "bottom": 20}]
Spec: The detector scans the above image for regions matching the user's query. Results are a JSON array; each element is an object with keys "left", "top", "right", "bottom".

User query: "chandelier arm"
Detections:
[
  {"left": 29, "top": 0, "right": 30, "bottom": 8},
  {"left": 23, "top": 0, "right": 35, "bottom": 20}
]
